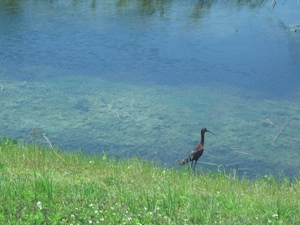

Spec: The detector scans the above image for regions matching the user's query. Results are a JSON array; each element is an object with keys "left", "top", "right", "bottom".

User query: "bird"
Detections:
[{"left": 179, "top": 128, "right": 215, "bottom": 172}]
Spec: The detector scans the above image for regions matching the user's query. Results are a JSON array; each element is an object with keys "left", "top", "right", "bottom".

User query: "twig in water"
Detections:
[
  {"left": 233, "top": 150, "right": 252, "bottom": 155},
  {"left": 286, "top": 106, "right": 300, "bottom": 111},
  {"left": 231, "top": 147, "right": 252, "bottom": 155},
  {"left": 199, "top": 162, "right": 219, "bottom": 166},
  {"left": 116, "top": 111, "right": 121, "bottom": 119},
  {"left": 273, "top": 124, "right": 285, "bottom": 142},
  {"left": 264, "top": 99, "right": 300, "bottom": 111},
  {"left": 264, "top": 99, "right": 279, "bottom": 106},
  {"left": 226, "top": 162, "right": 241, "bottom": 167},
  {"left": 263, "top": 119, "right": 277, "bottom": 127}
]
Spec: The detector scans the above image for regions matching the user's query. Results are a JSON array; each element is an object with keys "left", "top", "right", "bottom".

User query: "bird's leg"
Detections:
[
  {"left": 193, "top": 160, "right": 198, "bottom": 173},
  {"left": 190, "top": 161, "right": 194, "bottom": 170}
]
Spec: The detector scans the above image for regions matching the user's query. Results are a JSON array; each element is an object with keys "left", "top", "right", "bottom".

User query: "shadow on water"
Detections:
[{"left": 0, "top": 0, "right": 300, "bottom": 179}]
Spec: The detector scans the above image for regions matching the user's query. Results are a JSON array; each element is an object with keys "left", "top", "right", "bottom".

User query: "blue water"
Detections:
[{"left": 1, "top": 0, "right": 300, "bottom": 178}]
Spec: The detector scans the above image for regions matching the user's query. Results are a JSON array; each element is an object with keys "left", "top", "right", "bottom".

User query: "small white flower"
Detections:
[
  {"left": 273, "top": 214, "right": 278, "bottom": 218},
  {"left": 37, "top": 201, "right": 42, "bottom": 210},
  {"left": 89, "top": 220, "right": 92, "bottom": 224}
]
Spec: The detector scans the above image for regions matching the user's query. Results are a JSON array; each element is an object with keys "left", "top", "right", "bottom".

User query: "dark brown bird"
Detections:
[{"left": 180, "top": 128, "right": 215, "bottom": 172}]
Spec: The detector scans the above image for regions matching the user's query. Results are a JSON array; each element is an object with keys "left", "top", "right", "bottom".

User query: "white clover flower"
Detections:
[{"left": 37, "top": 201, "right": 42, "bottom": 210}]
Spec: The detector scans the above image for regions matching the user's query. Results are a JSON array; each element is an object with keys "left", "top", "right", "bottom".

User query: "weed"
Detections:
[{"left": 0, "top": 140, "right": 299, "bottom": 224}]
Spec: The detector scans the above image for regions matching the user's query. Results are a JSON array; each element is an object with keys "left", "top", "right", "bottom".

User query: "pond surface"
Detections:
[{"left": 1, "top": 0, "right": 300, "bottom": 178}]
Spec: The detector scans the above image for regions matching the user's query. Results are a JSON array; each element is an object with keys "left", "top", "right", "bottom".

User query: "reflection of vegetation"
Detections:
[
  {"left": 190, "top": 0, "right": 215, "bottom": 19},
  {"left": 0, "top": 0, "right": 21, "bottom": 12},
  {"left": 114, "top": 0, "right": 267, "bottom": 17},
  {"left": 115, "top": 0, "right": 173, "bottom": 17},
  {"left": 0, "top": 0, "right": 274, "bottom": 21}
]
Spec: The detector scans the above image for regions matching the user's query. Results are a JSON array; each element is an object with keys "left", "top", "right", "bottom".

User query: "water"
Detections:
[{"left": 1, "top": 0, "right": 300, "bottom": 178}]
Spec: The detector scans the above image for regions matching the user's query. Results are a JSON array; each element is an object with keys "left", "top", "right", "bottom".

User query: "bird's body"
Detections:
[{"left": 180, "top": 128, "right": 214, "bottom": 172}]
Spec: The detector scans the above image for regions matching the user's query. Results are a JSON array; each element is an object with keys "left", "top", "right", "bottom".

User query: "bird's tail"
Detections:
[{"left": 179, "top": 157, "right": 190, "bottom": 165}]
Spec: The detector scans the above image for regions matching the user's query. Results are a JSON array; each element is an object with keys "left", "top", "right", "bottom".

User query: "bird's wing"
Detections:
[{"left": 184, "top": 146, "right": 194, "bottom": 157}]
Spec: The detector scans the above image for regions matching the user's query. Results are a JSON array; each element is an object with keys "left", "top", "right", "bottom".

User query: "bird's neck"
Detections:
[{"left": 200, "top": 132, "right": 205, "bottom": 145}]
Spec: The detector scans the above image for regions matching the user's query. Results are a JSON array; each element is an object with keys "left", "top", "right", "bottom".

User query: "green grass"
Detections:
[{"left": 0, "top": 137, "right": 300, "bottom": 224}]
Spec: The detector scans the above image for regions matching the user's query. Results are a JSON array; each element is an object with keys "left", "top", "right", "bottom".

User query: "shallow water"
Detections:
[{"left": 1, "top": 0, "right": 300, "bottom": 178}]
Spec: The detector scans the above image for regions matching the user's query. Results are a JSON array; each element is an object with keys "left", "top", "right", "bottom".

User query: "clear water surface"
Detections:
[{"left": 0, "top": 0, "right": 300, "bottom": 178}]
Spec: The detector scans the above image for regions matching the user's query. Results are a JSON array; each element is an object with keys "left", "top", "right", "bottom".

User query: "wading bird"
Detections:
[{"left": 180, "top": 128, "right": 215, "bottom": 172}]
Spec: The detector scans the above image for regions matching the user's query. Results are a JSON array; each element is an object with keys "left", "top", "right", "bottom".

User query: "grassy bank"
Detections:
[{"left": 0, "top": 137, "right": 300, "bottom": 224}]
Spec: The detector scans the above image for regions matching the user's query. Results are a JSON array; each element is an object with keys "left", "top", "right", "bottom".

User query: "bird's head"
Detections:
[{"left": 201, "top": 128, "right": 216, "bottom": 137}]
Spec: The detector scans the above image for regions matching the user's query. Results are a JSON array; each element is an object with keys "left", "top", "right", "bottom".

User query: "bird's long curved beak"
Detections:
[{"left": 207, "top": 130, "right": 217, "bottom": 137}]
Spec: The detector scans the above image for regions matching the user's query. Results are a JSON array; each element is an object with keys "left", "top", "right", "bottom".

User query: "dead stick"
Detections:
[
  {"left": 226, "top": 162, "right": 241, "bottom": 167},
  {"left": 263, "top": 99, "right": 278, "bottom": 106},
  {"left": 116, "top": 112, "right": 121, "bottom": 119},
  {"left": 287, "top": 106, "right": 300, "bottom": 111},
  {"left": 199, "top": 162, "right": 219, "bottom": 166},
  {"left": 273, "top": 125, "right": 285, "bottom": 141},
  {"left": 264, "top": 99, "right": 300, "bottom": 111},
  {"left": 233, "top": 150, "right": 252, "bottom": 155},
  {"left": 43, "top": 135, "right": 65, "bottom": 162}
]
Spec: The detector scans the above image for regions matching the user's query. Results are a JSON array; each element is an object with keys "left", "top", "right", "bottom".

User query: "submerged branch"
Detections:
[{"left": 273, "top": 124, "right": 285, "bottom": 142}]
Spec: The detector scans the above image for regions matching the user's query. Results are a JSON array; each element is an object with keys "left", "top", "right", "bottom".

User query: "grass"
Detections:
[{"left": 0, "top": 137, "right": 300, "bottom": 224}]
